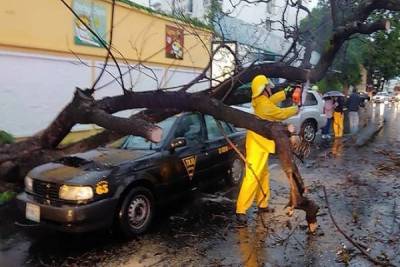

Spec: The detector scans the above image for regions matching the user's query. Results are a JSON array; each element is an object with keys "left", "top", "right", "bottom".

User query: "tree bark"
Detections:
[{"left": 0, "top": 90, "right": 169, "bottom": 182}]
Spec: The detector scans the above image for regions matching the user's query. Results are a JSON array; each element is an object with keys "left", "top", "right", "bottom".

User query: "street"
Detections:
[{"left": 1, "top": 102, "right": 400, "bottom": 267}]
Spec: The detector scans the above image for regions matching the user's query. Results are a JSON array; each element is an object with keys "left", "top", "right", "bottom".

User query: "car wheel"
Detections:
[
  {"left": 225, "top": 157, "right": 244, "bottom": 185},
  {"left": 300, "top": 121, "right": 317, "bottom": 142},
  {"left": 117, "top": 186, "right": 154, "bottom": 237}
]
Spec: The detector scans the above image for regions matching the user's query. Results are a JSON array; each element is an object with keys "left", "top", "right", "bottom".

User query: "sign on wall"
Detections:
[
  {"left": 165, "top": 25, "right": 184, "bottom": 60},
  {"left": 73, "top": 0, "right": 108, "bottom": 47}
]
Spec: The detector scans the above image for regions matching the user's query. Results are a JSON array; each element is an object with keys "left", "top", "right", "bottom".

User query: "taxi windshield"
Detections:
[{"left": 115, "top": 116, "right": 177, "bottom": 150}]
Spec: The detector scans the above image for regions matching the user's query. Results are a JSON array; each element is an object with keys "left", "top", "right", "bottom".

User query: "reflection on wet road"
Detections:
[
  {"left": 237, "top": 223, "right": 267, "bottom": 267},
  {"left": 1, "top": 102, "right": 400, "bottom": 266},
  {"left": 331, "top": 138, "right": 343, "bottom": 158}
]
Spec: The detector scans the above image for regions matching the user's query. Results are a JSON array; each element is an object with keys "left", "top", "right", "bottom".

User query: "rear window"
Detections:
[
  {"left": 280, "top": 92, "right": 317, "bottom": 107},
  {"left": 304, "top": 93, "right": 318, "bottom": 106}
]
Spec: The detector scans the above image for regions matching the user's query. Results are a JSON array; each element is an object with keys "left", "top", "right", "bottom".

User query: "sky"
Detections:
[
  {"left": 304, "top": 0, "right": 319, "bottom": 9},
  {"left": 309, "top": 0, "right": 319, "bottom": 9}
]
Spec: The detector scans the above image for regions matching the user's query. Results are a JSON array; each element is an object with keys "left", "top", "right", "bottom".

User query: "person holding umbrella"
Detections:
[{"left": 321, "top": 96, "right": 336, "bottom": 139}]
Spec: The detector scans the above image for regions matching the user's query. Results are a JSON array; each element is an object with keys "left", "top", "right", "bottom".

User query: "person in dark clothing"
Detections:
[
  {"left": 333, "top": 96, "right": 345, "bottom": 137},
  {"left": 347, "top": 89, "right": 363, "bottom": 134}
]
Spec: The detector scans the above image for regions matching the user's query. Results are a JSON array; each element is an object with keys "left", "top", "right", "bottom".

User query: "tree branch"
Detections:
[
  {"left": 329, "top": 0, "right": 340, "bottom": 27},
  {"left": 311, "top": 19, "right": 390, "bottom": 81}
]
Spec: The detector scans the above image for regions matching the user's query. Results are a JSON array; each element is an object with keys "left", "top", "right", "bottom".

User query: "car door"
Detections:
[
  {"left": 301, "top": 92, "right": 319, "bottom": 123},
  {"left": 164, "top": 113, "right": 208, "bottom": 192},
  {"left": 203, "top": 115, "right": 234, "bottom": 177}
]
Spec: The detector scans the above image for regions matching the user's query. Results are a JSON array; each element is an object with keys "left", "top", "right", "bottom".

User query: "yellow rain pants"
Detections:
[
  {"left": 333, "top": 111, "right": 344, "bottom": 137},
  {"left": 236, "top": 91, "right": 297, "bottom": 214}
]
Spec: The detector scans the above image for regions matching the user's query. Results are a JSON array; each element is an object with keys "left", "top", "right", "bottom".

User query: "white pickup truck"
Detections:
[{"left": 233, "top": 90, "right": 327, "bottom": 142}]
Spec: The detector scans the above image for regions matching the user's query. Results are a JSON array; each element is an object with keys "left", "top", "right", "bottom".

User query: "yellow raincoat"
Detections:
[{"left": 236, "top": 91, "right": 298, "bottom": 214}]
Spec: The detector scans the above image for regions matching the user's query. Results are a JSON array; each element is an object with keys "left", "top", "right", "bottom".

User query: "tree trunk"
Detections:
[{"left": 0, "top": 88, "right": 319, "bottom": 229}]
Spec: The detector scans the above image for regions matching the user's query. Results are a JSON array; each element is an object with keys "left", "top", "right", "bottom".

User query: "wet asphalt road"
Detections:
[{"left": 1, "top": 102, "right": 400, "bottom": 267}]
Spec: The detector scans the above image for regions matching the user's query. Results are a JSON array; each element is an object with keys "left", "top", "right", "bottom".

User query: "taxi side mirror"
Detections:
[{"left": 170, "top": 137, "right": 187, "bottom": 151}]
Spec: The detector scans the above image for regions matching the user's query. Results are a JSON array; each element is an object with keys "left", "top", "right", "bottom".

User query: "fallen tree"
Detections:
[
  {"left": 355, "top": 119, "right": 385, "bottom": 147},
  {"left": 1, "top": 0, "right": 400, "bottom": 230}
]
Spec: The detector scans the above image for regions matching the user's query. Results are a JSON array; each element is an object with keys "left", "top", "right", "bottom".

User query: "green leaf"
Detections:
[
  {"left": 0, "top": 191, "right": 17, "bottom": 205},
  {"left": 0, "top": 130, "right": 15, "bottom": 145}
]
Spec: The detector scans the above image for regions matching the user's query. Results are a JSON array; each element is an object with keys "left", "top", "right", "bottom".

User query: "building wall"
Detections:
[
  {"left": 0, "top": 50, "right": 206, "bottom": 137},
  {"left": 0, "top": 0, "right": 212, "bottom": 137},
  {"left": 0, "top": 0, "right": 212, "bottom": 68}
]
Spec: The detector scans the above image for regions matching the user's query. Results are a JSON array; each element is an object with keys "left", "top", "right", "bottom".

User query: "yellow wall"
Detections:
[{"left": 0, "top": 0, "right": 213, "bottom": 69}]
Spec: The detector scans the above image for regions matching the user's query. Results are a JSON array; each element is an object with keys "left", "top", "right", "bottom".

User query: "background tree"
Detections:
[
  {"left": 364, "top": 12, "right": 400, "bottom": 90},
  {"left": 316, "top": 38, "right": 369, "bottom": 93},
  {"left": 300, "top": 0, "right": 400, "bottom": 92}
]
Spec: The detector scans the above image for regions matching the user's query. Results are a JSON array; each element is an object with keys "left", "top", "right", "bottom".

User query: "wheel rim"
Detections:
[
  {"left": 303, "top": 124, "right": 315, "bottom": 142},
  {"left": 231, "top": 159, "right": 243, "bottom": 184},
  {"left": 127, "top": 194, "right": 150, "bottom": 230}
]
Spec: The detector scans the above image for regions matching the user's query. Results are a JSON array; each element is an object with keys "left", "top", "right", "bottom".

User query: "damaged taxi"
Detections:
[{"left": 17, "top": 113, "right": 245, "bottom": 237}]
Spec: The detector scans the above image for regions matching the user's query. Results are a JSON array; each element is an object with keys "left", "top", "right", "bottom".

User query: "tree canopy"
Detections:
[
  {"left": 364, "top": 12, "right": 400, "bottom": 89},
  {"left": 300, "top": 1, "right": 400, "bottom": 92}
]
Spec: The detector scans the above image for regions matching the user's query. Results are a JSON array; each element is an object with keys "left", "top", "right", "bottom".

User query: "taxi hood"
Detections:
[{"left": 28, "top": 148, "right": 154, "bottom": 184}]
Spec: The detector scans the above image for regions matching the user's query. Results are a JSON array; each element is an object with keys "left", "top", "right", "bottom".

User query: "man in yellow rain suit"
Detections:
[{"left": 236, "top": 75, "right": 298, "bottom": 225}]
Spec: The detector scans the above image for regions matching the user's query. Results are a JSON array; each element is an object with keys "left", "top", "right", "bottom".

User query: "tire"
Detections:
[
  {"left": 300, "top": 120, "right": 317, "bottom": 143},
  {"left": 117, "top": 186, "right": 155, "bottom": 237},
  {"left": 225, "top": 157, "right": 244, "bottom": 185}
]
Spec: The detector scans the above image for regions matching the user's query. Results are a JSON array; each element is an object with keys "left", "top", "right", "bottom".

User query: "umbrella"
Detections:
[{"left": 323, "top": 91, "right": 345, "bottom": 98}]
